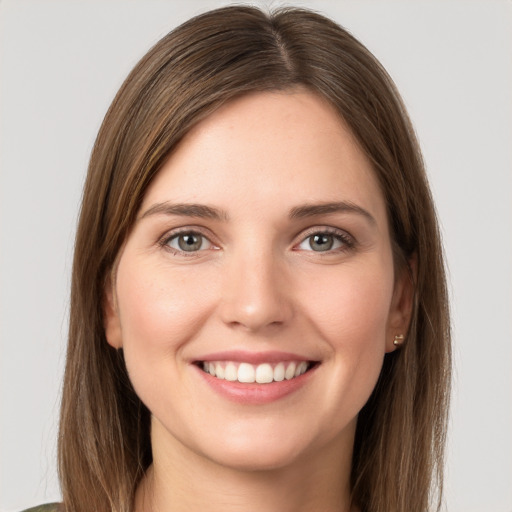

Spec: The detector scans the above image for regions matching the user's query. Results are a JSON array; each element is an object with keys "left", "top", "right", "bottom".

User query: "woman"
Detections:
[{"left": 27, "top": 5, "right": 451, "bottom": 512}]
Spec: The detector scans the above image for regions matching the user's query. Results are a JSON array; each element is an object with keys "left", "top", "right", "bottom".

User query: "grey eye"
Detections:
[
  {"left": 297, "top": 232, "right": 346, "bottom": 252},
  {"left": 168, "top": 233, "right": 211, "bottom": 252},
  {"left": 309, "top": 233, "right": 334, "bottom": 251}
]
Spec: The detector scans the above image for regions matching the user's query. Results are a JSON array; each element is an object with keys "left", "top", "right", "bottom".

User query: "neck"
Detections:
[{"left": 135, "top": 418, "right": 357, "bottom": 512}]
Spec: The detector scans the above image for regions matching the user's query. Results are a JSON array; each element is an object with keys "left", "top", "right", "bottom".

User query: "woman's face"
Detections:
[{"left": 105, "top": 90, "right": 411, "bottom": 471}]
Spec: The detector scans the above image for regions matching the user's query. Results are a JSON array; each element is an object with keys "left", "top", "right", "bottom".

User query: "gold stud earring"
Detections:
[{"left": 393, "top": 334, "right": 405, "bottom": 347}]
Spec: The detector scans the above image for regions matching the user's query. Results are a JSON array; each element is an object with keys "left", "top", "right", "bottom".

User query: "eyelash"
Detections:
[
  {"left": 295, "top": 227, "right": 355, "bottom": 254},
  {"left": 158, "top": 228, "right": 216, "bottom": 256},
  {"left": 158, "top": 226, "right": 356, "bottom": 256}
]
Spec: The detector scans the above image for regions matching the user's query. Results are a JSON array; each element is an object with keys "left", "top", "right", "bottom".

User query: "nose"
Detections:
[{"left": 218, "top": 246, "right": 294, "bottom": 333}]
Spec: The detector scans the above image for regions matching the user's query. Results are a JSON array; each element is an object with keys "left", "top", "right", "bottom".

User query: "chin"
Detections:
[
  {"left": 188, "top": 414, "right": 354, "bottom": 474},
  {"left": 203, "top": 437, "right": 312, "bottom": 472}
]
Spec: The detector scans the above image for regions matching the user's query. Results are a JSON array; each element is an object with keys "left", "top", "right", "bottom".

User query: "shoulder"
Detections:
[{"left": 20, "top": 504, "right": 62, "bottom": 512}]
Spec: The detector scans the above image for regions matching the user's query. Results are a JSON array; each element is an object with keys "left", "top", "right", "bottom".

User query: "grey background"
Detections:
[{"left": 1, "top": 1, "right": 511, "bottom": 511}]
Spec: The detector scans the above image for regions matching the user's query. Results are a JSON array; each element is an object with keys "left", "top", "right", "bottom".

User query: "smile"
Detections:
[
  {"left": 194, "top": 353, "right": 320, "bottom": 404},
  {"left": 200, "top": 360, "right": 312, "bottom": 384}
]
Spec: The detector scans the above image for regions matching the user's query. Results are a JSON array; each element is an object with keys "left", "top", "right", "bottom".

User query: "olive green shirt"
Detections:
[{"left": 21, "top": 504, "right": 61, "bottom": 512}]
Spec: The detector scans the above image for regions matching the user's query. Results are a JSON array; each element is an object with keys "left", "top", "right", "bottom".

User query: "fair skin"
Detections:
[{"left": 104, "top": 90, "right": 413, "bottom": 512}]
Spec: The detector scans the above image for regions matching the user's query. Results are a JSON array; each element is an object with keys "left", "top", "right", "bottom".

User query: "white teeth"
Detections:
[
  {"left": 295, "top": 361, "right": 308, "bottom": 377},
  {"left": 201, "top": 360, "right": 311, "bottom": 384},
  {"left": 255, "top": 363, "right": 273, "bottom": 384},
  {"left": 215, "top": 363, "right": 225, "bottom": 379},
  {"left": 225, "top": 362, "right": 238, "bottom": 381},
  {"left": 238, "top": 363, "right": 255, "bottom": 383},
  {"left": 285, "top": 362, "right": 296, "bottom": 380},
  {"left": 273, "top": 362, "right": 285, "bottom": 382}
]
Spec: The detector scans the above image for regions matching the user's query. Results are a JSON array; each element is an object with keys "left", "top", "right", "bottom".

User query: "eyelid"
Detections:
[
  {"left": 156, "top": 224, "right": 356, "bottom": 255},
  {"left": 158, "top": 226, "right": 219, "bottom": 254},
  {"left": 293, "top": 226, "right": 356, "bottom": 252}
]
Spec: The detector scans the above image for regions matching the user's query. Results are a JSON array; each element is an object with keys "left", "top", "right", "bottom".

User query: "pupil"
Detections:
[
  {"left": 178, "top": 234, "right": 201, "bottom": 251},
  {"left": 311, "top": 234, "right": 333, "bottom": 251}
]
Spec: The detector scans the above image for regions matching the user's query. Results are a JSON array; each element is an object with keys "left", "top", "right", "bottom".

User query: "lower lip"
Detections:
[{"left": 194, "top": 365, "right": 317, "bottom": 405}]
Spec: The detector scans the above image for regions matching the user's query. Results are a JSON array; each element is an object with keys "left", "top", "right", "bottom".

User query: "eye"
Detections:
[
  {"left": 297, "top": 230, "right": 353, "bottom": 252},
  {"left": 166, "top": 232, "right": 213, "bottom": 252}
]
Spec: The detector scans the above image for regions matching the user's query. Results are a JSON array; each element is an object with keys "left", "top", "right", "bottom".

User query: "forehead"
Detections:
[{"left": 142, "top": 91, "right": 387, "bottom": 224}]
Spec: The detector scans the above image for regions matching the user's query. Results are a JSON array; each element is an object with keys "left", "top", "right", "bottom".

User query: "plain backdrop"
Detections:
[{"left": 0, "top": 1, "right": 511, "bottom": 511}]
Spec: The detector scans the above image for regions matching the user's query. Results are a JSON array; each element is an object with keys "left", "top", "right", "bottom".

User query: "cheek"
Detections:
[
  {"left": 297, "top": 258, "right": 394, "bottom": 399},
  {"left": 115, "top": 258, "right": 216, "bottom": 358},
  {"left": 299, "top": 261, "right": 394, "bottom": 425},
  {"left": 300, "top": 260, "right": 394, "bottom": 344},
  {"left": 114, "top": 257, "right": 222, "bottom": 417}
]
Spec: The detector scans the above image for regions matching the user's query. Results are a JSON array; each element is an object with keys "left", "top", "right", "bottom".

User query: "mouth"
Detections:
[
  {"left": 192, "top": 352, "right": 320, "bottom": 404},
  {"left": 195, "top": 360, "right": 318, "bottom": 384}
]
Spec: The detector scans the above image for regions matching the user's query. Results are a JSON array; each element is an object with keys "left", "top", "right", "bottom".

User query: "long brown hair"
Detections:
[{"left": 59, "top": 6, "right": 451, "bottom": 512}]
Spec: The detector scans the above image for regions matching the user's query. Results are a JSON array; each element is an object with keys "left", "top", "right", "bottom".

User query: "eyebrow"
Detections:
[
  {"left": 289, "top": 201, "right": 376, "bottom": 225},
  {"left": 139, "top": 200, "right": 376, "bottom": 225},
  {"left": 139, "top": 202, "right": 229, "bottom": 221}
]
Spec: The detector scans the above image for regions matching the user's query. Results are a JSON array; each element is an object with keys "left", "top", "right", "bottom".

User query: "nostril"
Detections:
[{"left": 218, "top": 269, "right": 293, "bottom": 331}]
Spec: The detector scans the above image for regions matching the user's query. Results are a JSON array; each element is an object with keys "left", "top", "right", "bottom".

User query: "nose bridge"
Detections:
[{"left": 219, "top": 237, "right": 292, "bottom": 331}]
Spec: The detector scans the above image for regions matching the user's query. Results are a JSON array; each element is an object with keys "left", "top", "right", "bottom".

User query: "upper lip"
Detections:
[{"left": 193, "top": 350, "right": 317, "bottom": 365}]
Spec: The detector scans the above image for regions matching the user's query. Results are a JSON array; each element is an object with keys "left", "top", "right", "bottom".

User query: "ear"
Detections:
[
  {"left": 103, "top": 277, "right": 123, "bottom": 349},
  {"left": 385, "top": 255, "right": 416, "bottom": 353}
]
